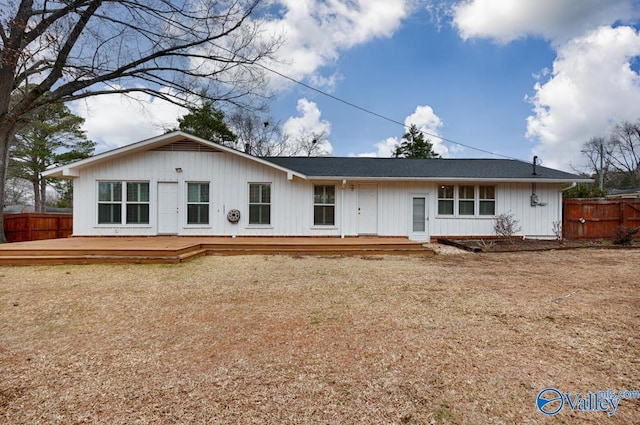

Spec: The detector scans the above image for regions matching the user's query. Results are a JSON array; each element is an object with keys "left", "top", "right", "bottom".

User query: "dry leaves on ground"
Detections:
[{"left": 1, "top": 250, "right": 639, "bottom": 424}]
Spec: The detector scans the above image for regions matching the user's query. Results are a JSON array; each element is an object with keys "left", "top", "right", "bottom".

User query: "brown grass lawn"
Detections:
[{"left": 1, "top": 250, "right": 639, "bottom": 424}]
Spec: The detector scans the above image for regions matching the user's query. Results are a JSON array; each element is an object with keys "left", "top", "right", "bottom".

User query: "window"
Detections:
[
  {"left": 479, "top": 186, "right": 496, "bottom": 216},
  {"left": 126, "top": 182, "right": 150, "bottom": 224},
  {"left": 314, "top": 185, "right": 335, "bottom": 226},
  {"left": 97, "top": 181, "right": 150, "bottom": 225},
  {"left": 98, "top": 182, "right": 122, "bottom": 224},
  {"left": 437, "top": 184, "right": 496, "bottom": 217},
  {"left": 458, "top": 185, "right": 475, "bottom": 216},
  {"left": 412, "top": 197, "right": 426, "bottom": 232},
  {"left": 438, "top": 185, "right": 454, "bottom": 215},
  {"left": 249, "top": 183, "right": 271, "bottom": 225},
  {"left": 187, "top": 183, "right": 210, "bottom": 225}
]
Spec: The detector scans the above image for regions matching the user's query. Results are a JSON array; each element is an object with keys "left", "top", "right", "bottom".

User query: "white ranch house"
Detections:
[{"left": 42, "top": 131, "right": 591, "bottom": 241}]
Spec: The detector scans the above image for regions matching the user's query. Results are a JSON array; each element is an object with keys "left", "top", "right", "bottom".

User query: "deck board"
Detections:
[{"left": 0, "top": 236, "right": 434, "bottom": 265}]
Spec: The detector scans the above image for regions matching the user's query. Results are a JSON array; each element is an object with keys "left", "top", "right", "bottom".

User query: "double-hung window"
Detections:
[
  {"left": 126, "top": 182, "right": 150, "bottom": 224},
  {"left": 458, "top": 185, "right": 475, "bottom": 216},
  {"left": 249, "top": 183, "right": 271, "bottom": 225},
  {"left": 97, "top": 181, "right": 149, "bottom": 225},
  {"left": 437, "top": 184, "right": 496, "bottom": 216},
  {"left": 314, "top": 185, "right": 335, "bottom": 226},
  {"left": 479, "top": 186, "right": 496, "bottom": 216},
  {"left": 98, "top": 182, "right": 122, "bottom": 224},
  {"left": 187, "top": 183, "right": 210, "bottom": 225},
  {"left": 437, "top": 185, "right": 454, "bottom": 215}
]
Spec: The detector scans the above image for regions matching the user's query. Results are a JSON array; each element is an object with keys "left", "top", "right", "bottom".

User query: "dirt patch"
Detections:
[
  {"left": 439, "top": 237, "right": 640, "bottom": 253},
  {"left": 1, "top": 251, "right": 639, "bottom": 424}
]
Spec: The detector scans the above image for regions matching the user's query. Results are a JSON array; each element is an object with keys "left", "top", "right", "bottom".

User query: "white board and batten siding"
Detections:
[
  {"left": 73, "top": 149, "right": 339, "bottom": 237},
  {"left": 341, "top": 181, "right": 563, "bottom": 240},
  {"left": 72, "top": 148, "right": 565, "bottom": 239},
  {"left": 430, "top": 183, "right": 562, "bottom": 239}
]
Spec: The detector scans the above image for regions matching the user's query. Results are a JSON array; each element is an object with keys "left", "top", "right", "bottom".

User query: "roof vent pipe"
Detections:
[{"left": 532, "top": 156, "right": 538, "bottom": 176}]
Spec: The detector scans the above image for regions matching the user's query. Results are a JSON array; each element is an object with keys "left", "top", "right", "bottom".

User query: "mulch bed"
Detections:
[{"left": 438, "top": 237, "right": 640, "bottom": 253}]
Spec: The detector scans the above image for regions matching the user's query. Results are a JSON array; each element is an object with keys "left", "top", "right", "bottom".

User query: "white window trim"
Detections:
[
  {"left": 125, "top": 181, "right": 151, "bottom": 225},
  {"left": 248, "top": 182, "right": 272, "bottom": 226},
  {"left": 185, "top": 181, "right": 212, "bottom": 227},
  {"left": 96, "top": 180, "right": 152, "bottom": 227},
  {"left": 312, "top": 184, "right": 337, "bottom": 227},
  {"left": 436, "top": 184, "right": 496, "bottom": 218}
]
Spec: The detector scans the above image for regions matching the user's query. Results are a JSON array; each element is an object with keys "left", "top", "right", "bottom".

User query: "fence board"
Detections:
[
  {"left": 3, "top": 213, "right": 73, "bottom": 242},
  {"left": 563, "top": 199, "right": 640, "bottom": 238}
]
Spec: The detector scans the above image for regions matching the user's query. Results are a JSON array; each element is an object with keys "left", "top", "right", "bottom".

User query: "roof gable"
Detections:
[{"left": 41, "top": 131, "right": 304, "bottom": 179}]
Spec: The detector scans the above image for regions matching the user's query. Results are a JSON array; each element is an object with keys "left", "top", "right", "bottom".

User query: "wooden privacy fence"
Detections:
[
  {"left": 3, "top": 213, "right": 73, "bottom": 242},
  {"left": 563, "top": 199, "right": 640, "bottom": 239}
]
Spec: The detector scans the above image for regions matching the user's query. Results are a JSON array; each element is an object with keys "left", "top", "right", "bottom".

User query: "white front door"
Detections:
[
  {"left": 357, "top": 184, "right": 378, "bottom": 235},
  {"left": 158, "top": 182, "right": 179, "bottom": 234},
  {"left": 409, "top": 194, "right": 429, "bottom": 241}
]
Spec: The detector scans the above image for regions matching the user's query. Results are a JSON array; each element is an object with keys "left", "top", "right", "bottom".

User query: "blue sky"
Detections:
[{"left": 72, "top": 0, "right": 640, "bottom": 172}]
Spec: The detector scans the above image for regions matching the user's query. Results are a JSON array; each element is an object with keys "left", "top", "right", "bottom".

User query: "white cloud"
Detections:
[
  {"left": 526, "top": 26, "right": 640, "bottom": 170},
  {"left": 283, "top": 98, "right": 333, "bottom": 155},
  {"left": 70, "top": 88, "right": 186, "bottom": 151},
  {"left": 451, "top": 0, "right": 637, "bottom": 44},
  {"left": 262, "top": 0, "right": 410, "bottom": 90},
  {"left": 356, "top": 138, "right": 401, "bottom": 157},
  {"left": 355, "top": 105, "right": 449, "bottom": 157},
  {"left": 405, "top": 105, "right": 450, "bottom": 157}
]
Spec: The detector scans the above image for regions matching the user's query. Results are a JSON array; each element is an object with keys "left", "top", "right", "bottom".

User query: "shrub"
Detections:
[
  {"left": 552, "top": 220, "right": 562, "bottom": 240},
  {"left": 612, "top": 225, "right": 639, "bottom": 245},
  {"left": 494, "top": 212, "right": 521, "bottom": 244}
]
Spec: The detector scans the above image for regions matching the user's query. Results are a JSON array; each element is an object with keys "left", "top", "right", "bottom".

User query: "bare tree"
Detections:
[
  {"left": 227, "top": 108, "right": 292, "bottom": 156},
  {"left": 286, "top": 130, "right": 331, "bottom": 157},
  {"left": 0, "top": 0, "right": 279, "bottom": 241},
  {"left": 608, "top": 121, "right": 640, "bottom": 187},
  {"left": 580, "top": 136, "right": 612, "bottom": 190},
  {"left": 3, "top": 177, "right": 31, "bottom": 205}
]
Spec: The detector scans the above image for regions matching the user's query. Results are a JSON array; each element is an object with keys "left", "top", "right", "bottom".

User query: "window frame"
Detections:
[
  {"left": 458, "top": 185, "right": 475, "bottom": 216},
  {"left": 313, "top": 185, "right": 336, "bottom": 226},
  {"left": 97, "top": 181, "right": 122, "bottom": 224},
  {"left": 96, "top": 181, "right": 151, "bottom": 226},
  {"left": 186, "top": 182, "right": 210, "bottom": 226},
  {"left": 126, "top": 182, "right": 150, "bottom": 224},
  {"left": 248, "top": 183, "right": 271, "bottom": 226},
  {"left": 437, "top": 185, "right": 454, "bottom": 216},
  {"left": 436, "top": 184, "right": 497, "bottom": 218},
  {"left": 479, "top": 185, "right": 496, "bottom": 216}
]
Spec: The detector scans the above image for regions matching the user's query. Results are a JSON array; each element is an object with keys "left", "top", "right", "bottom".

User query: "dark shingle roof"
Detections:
[{"left": 265, "top": 157, "right": 588, "bottom": 181}]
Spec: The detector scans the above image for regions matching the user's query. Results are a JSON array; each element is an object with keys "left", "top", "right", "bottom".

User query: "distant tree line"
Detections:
[{"left": 569, "top": 119, "right": 640, "bottom": 198}]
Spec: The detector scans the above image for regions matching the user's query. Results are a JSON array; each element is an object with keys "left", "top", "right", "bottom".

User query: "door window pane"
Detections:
[{"left": 413, "top": 197, "right": 426, "bottom": 232}]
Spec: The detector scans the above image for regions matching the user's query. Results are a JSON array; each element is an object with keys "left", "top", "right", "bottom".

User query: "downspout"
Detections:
[{"left": 341, "top": 179, "right": 346, "bottom": 238}]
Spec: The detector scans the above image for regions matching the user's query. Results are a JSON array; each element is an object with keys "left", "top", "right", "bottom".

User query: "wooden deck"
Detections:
[{"left": 0, "top": 236, "right": 434, "bottom": 266}]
